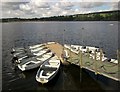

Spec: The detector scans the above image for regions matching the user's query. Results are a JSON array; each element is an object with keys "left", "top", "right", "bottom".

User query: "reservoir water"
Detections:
[{"left": 2, "top": 21, "right": 119, "bottom": 91}]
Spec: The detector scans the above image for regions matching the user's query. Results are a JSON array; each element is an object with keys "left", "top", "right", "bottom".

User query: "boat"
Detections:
[
  {"left": 36, "top": 55, "right": 60, "bottom": 84},
  {"left": 12, "top": 44, "right": 48, "bottom": 63},
  {"left": 63, "top": 49, "right": 70, "bottom": 58},
  {"left": 64, "top": 44, "right": 100, "bottom": 54},
  {"left": 12, "top": 47, "right": 25, "bottom": 52},
  {"left": 15, "top": 48, "right": 50, "bottom": 64},
  {"left": 108, "top": 58, "right": 118, "bottom": 64},
  {"left": 17, "top": 51, "right": 54, "bottom": 71},
  {"left": 11, "top": 43, "right": 45, "bottom": 55},
  {"left": 64, "top": 44, "right": 109, "bottom": 62},
  {"left": 11, "top": 48, "right": 26, "bottom": 55},
  {"left": 12, "top": 53, "right": 30, "bottom": 64},
  {"left": 46, "top": 42, "right": 56, "bottom": 45},
  {"left": 64, "top": 44, "right": 79, "bottom": 54},
  {"left": 86, "top": 46, "right": 100, "bottom": 53},
  {"left": 29, "top": 44, "right": 45, "bottom": 49},
  {"left": 13, "top": 46, "right": 47, "bottom": 57},
  {"left": 30, "top": 46, "right": 46, "bottom": 53},
  {"left": 89, "top": 54, "right": 108, "bottom": 61},
  {"left": 32, "top": 48, "right": 49, "bottom": 56}
]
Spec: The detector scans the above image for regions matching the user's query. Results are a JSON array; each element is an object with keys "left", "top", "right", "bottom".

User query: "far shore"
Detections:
[{"left": 1, "top": 20, "right": 119, "bottom": 23}]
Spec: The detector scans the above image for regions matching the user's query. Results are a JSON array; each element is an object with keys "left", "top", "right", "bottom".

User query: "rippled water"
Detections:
[{"left": 2, "top": 21, "right": 118, "bottom": 91}]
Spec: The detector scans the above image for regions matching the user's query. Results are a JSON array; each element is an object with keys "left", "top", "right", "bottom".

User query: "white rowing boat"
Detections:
[
  {"left": 18, "top": 52, "right": 54, "bottom": 71},
  {"left": 11, "top": 43, "right": 45, "bottom": 55},
  {"left": 36, "top": 55, "right": 60, "bottom": 84},
  {"left": 15, "top": 48, "right": 50, "bottom": 64},
  {"left": 29, "top": 44, "right": 45, "bottom": 49}
]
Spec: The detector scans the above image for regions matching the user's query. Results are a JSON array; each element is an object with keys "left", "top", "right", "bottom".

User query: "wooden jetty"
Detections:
[
  {"left": 45, "top": 42, "right": 120, "bottom": 82},
  {"left": 46, "top": 42, "right": 69, "bottom": 65}
]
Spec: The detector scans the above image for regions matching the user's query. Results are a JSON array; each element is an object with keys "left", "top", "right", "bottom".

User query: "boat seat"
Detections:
[
  {"left": 40, "top": 70, "right": 49, "bottom": 78},
  {"left": 41, "top": 65, "right": 57, "bottom": 71},
  {"left": 30, "top": 60, "right": 40, "bottom": 63},
  {"left": 44, "top": 64, "right": 58, "bottom": 68},
  {"left": 50, "top": 62, "right": 59, "bottom": 66}
]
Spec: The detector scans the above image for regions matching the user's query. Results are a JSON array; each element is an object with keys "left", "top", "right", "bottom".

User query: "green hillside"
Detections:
[{"left": 1, "top": 10, "right": 120, "bottom": 22}]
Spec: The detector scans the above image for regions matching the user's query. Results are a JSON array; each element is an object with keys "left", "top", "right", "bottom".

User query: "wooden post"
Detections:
[
  {"left": 117, "top": 50, "right": 119, "bottom": 64},
  {"left": 63, "top": 30, "right": 65, "bottom": 47},
  {"left": 78, "top": 47, "right": 80, "bottom": 65},
  {"left": 79, "top": 50, "right": 83, "bottom": 68},
  {"left": 62, "top": 30, "right": 65, "bottom": 62},
  {"left": 100, "top": 49, "right": 103, "bottom": 62},
  {"left": 70, "top": 44, "right": 72, "bottom": 62},
  {"left": 94, "top": 50, "right": 97, "bottom": 75},
  {"left": 79, "top": 47, "right": 82, "bottom": 82},
  {"left": 80, "top": 64, "right": 82, "bottom": 83},
  {"left": 87, "top": 48, "right": 89, "bottom": 58}
]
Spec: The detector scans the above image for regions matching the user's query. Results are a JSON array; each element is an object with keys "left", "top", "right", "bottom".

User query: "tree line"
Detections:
[{"left": 1, "top": 10, "right": 120, "bottom": 22}]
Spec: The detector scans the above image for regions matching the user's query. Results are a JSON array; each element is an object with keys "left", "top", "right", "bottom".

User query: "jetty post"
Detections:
[
  {"left": 78, "top": 47, "right": 82, "bottom": 82},
  {"left": 62, "top": 29, "right": 65, "bottom": 62},
  {"left": 62, "top": 30, "right": 65, "bottom": 50},
  {"left": 94, "top": 50, "right": 97, "bottom": 75},
  {"left": 87, "top": 48, "right": 90, "bottom": 58},
  {"left": 117, "top": 50, "right": 120, "bottom": 80},
  {"left": 117, "top": 50, "right": 119, "bottom": 63},
  {"left": 100, "top": 49, "right": 103, "bottom": 62},
  {"left": 79, "top": 49, "right": 83, "bottom": 68},
  {"left": 70, "top": 44, "right": 72, "bottom": 63}
]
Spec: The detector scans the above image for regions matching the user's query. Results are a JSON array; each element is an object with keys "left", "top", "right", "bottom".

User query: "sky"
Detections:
[{"left": 0, "top": 0, "right": 120, "bottom": 18}]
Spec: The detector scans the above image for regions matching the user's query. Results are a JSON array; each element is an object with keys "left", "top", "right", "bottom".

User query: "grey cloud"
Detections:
[
  {"left": 79, "top": 2, "right": 105, "bottom": 8},
  {"left": 2, "top": 2, "right": 28, "bottom": 11},
  {"left": 58, "top": 2, "right": 74, "bottom": 10},
  {"left": 35, "top": 3, "right": 50, "bottom": 8},
  {"left": 1, "top": 2, "right": 29, "bottom": 18},
  {"left": 111, "top": 2, "right": 119, "bottom": 10}
]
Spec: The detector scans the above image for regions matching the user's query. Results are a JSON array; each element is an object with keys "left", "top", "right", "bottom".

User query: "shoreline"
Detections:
[{"left": 1, "top": 20, "right": 119, "bottom": 23}]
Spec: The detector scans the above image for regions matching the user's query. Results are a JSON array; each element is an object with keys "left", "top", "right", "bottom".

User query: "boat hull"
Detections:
[
  {"left": 18, "top": 62, "right": 43, "bottom": 71},
  {"left": 36, "top": 67, "right": 59, "bottom": 84}
]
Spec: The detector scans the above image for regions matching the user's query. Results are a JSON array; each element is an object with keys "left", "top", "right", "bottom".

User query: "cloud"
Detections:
[
  {"left": 78, "top": 2, "right": 104, "bottom": 8},
  {"left": 2, "top": 2, "right": 25, "bottom": 11},
  {"left": 1, "top": 0, "right": 120, "bottom": 18},
  {"left": 80, "top": 0, "right": 120, "bottom": 2},
  {"left": 19, "top": 3, "right": 31, "bottom": 11},
  {"left": 59, "top": 2, "right": 74, "bottom": 10},
  {"left": 110, "top": 2, "right": 119, "bottom": 10},
  {"left": 29, "top": 0, "right": 51, "bottom": 8},
  {"left": 1, "top": 0, "right": 29, "bottom": 2}
]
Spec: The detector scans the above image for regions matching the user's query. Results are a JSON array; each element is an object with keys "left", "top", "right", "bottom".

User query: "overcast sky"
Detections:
[{"left": 1, "top": 0, "right": 120, "bottom": 18}]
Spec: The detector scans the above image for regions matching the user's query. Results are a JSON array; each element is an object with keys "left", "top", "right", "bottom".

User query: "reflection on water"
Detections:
[
  {"left": 3, "top": 65, "right": 103, "bottom": 91},
  {"left": 2, "top": 21, "right": 118, "bottom": 91}
]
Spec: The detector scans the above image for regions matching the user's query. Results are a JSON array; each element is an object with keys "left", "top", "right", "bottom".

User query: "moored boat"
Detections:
[
  {"left": 11, "top": 43, "right": 45, "bottom": 55},
  {"left": 36, "top": 55, "right": 60, "bottom": 84},
  {"left": 18, "top": 52, "right": 54, "bottom": 71},
  {"left": 29, "top": 44, "right": 45, "bottom": 49},
  {"left": 12, "top": 47, "right": 49, "bottom": 64}
]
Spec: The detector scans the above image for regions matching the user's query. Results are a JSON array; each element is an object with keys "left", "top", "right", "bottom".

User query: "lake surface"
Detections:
[{"left": 2, "top": 21, "right": 119, "bottom": 91}]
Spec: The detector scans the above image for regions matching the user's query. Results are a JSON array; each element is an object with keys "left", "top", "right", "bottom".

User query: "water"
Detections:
[{"left": 2, "top": 21, "right": 118, "bottom": 91}]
